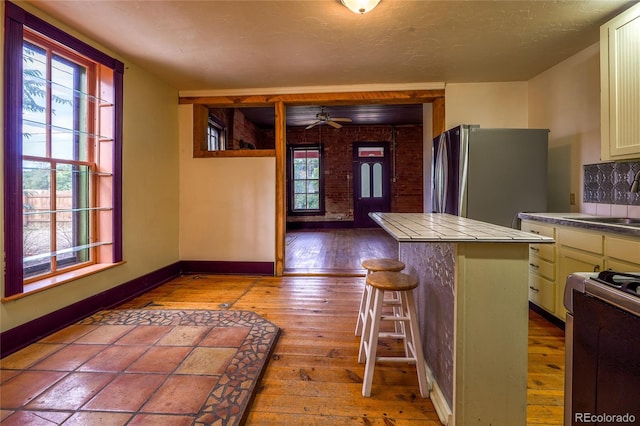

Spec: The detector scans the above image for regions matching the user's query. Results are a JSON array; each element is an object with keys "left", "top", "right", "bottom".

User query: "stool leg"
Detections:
[
  {"left": 404, "top": 290, "right": 429, "bottom": 398},
  {"left": 355, "top": 281, "right": 370, "bottom": 336},
  {"left": 362, "top": 287, "right": 384, "bottom": 397},
  {"left": 358, "top": 283, "right": 374, "bottom": 363}
]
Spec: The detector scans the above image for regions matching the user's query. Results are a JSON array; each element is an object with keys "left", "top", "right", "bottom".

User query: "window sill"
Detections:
[{"left": 2, "top": 261, "right": 126, "bottom": 303}]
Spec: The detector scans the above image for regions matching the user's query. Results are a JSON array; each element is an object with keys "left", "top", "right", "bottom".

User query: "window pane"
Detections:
[
  {"left": 307, "top": 194, "right": 319, "bottom": 209},
  {"left": 373, "top": 163, "right": 383, "bottom": 197},
  {"left": 23, "top": 161, "right": 52, "bottom": 278},
  {"left": 307, "top": 180, "right": 319, "bottom": 194},
  {"left": 60, "top": 162, "right": 91, "bottom": 267},
  {"left": 307, "top": 157, "right": 319, "bottom": 179},
  {"left": 293, "top": 159, "right": 307, "bottom": 179},
  {"left": 22, "top": 42, "right": 48, "bottom": 157},
  {"left": 294, "top": 194, "right": 307, "bottom": 210},
  {"left": 361, "top": 163, "right": 370, "bottom": 198},
  {"left": 358, "top": 147, "right": 384, "bottom": 157},
  {"left": 51, "top": 56, "right": 85, "bottom": 160},
  {"left": 294, "top": 180, "right": 306, "bottom": 194}
]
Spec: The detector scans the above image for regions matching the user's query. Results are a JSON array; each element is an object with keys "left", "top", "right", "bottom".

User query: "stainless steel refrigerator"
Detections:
[{"left": 432, "top": 125, "right": 548, "bottom": 228}]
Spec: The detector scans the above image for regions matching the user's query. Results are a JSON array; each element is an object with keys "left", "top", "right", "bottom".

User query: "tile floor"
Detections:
[{"left": 0, "top": 309, "right": 279, "bottom": 425}]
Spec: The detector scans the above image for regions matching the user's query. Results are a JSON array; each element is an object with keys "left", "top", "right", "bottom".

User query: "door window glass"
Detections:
[
  {"left": 360, "top": 163, "right": 371, "bottom": 198},
  {"left": 358, "top": 147, "right": 384, "bottom": 157},
  {"left": 373, "top": 163, "right": 383, "bottom": 197}
]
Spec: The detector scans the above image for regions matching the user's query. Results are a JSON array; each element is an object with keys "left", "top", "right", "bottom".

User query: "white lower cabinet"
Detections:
[
  {"left": 521, "top": 220, "right": 640, "bottom": 322},
  {"left": 521, "top": 221, "right": 557, "bottom": 316}
]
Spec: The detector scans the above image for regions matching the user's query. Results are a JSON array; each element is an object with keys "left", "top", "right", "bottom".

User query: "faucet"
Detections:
[{"left": 631, "top": 170, "right": 640, "bottom": 193}]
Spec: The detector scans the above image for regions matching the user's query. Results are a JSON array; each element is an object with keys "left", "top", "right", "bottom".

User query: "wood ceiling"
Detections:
[{"left": 240, "top": 104, "right": 424, "bottom": 128}]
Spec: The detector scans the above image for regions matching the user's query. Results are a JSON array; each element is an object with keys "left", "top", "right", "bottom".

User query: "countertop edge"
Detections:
[
  {"left": 518, "top": 213, "right": 640, "bottom": 237},
  {"left": 370, "top": 213, "right": 555, "bottom": 243}
]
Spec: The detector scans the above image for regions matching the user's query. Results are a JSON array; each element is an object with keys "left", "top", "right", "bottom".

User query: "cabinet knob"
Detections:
[
  {"left": 530, "top": 246, "right": 540, "bottom": 252},
  {"left": 529, "top": 263, "right": 539, "bottom": 269},
  {"left": 529, "top": 286, "right": 540, "bottom": 293}
]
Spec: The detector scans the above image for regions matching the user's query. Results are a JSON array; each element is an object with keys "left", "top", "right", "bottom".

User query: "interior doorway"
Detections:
[{"left": 352, "top": 142, "right": 391, "bottom": 228}]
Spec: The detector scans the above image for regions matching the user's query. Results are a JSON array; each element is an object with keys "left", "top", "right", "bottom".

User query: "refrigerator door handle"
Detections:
[
  {"left": 433, "top": 132, "right": 448, "bottom": 213},
  {"left": 458, "top": 130, "right": 469, "bottom": 216}
]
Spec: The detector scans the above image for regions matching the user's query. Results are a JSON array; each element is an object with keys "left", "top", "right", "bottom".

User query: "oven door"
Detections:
[{"left": 572, "top": 291, "right": 640, "bottom": 424}]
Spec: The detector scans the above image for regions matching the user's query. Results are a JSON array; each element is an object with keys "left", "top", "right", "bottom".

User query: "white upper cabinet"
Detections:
[{"left": 601, "top": 3, "right": 640, "bottom": 161}]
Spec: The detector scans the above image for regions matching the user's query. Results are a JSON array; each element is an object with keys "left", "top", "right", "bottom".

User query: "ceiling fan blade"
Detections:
[
  {"left": 331, "top": 117, "right": 352, "bottom": 123},
  {"left": 305, "top": 120, "right": 321, "bottom": 129},
  {"left": 327, "top": 120, "right": 342, "bottom": 129}
]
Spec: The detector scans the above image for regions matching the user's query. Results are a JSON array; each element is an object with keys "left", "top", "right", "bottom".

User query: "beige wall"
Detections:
[
  {"left": 528, "top": 43, "right": 601, "bottom": 213},
  {"left": 178, "top": 105, "right": 276, "bottom": 262},
  {"left": 1, "top": 4, "right": 180, "bottom": 332},
  {"left": 444, "top": 82, "right": 529, "bottom": 129}
]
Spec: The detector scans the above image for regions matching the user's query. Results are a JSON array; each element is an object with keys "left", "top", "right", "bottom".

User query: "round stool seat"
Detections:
[
  {"left": 361, "top": 258, "right": 405, "bottom": 273},
  {"left": 356, "top": 259, "right": 406, "bottom": 339},
  {"left": 366, "top": 271, "right": 418, "bottom": 292}
]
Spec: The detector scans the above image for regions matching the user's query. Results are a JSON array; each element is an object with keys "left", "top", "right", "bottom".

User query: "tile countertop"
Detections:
[
  {"left": 518, "top": 212, "right": 640, "bottom": 237},
  {"left": 369, "top": 213, "right": 555, "bottom": 243}
]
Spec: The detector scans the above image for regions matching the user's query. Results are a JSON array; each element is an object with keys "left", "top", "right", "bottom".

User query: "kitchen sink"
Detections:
[{"left": 567, "top": 217, "right": 640, "bottom": 227}]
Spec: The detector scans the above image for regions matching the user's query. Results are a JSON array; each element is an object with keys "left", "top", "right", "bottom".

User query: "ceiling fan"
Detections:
[{"left": 305, "top": 106, "right": 352, "bottom": 129}]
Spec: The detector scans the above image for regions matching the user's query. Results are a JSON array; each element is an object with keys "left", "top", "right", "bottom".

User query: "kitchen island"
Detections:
[{"left": 369, "top": 213, "right": 554, "bottom": 426}]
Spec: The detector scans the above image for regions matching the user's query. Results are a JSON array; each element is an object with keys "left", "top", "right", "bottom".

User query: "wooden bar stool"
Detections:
[
  {"left": 355, "top": 258, "right": 405, "bottom": 337},
  {"left": 359, "top": 271, "right": 429, "bottom": 398}
]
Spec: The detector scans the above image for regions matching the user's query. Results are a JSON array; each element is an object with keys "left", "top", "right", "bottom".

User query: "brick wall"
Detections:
[{"left": 287, "top": 125, "right": 424, "bottom": 221}]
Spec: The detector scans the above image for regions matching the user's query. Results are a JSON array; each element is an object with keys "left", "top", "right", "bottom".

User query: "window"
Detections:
[
  {"left": 207, "top": 116, "right": 226, "bottom": 151},
  {"left": 288, "top": 146, "right": 324, "bottom": 214},
  {"left": 4, "top": 3, "right": 124, "bottom": 297}
]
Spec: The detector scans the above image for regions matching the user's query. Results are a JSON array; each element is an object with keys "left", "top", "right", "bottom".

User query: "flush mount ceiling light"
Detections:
[{"left": 341, "top": 0, "right": 381, "bottom": 14}]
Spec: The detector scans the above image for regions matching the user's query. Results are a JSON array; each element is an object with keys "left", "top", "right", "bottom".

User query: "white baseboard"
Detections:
[{"left": 425, "top": 361, "right": 453, "bottom": 426}]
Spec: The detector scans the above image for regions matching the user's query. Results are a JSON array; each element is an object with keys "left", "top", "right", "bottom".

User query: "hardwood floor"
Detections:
[
  {"left": 285, "top": 228, "right": 398, "bottom": 275},
  {"left": 2, "top": 230, "right": 564, "bottom": 425},
  {"left": 117, "top": 274, "right": 565, "bottom": 425}
]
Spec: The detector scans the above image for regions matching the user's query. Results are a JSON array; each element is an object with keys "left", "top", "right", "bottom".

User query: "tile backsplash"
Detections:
[{"left": 584, "top": 161, "right": 640, "bottom": 206}]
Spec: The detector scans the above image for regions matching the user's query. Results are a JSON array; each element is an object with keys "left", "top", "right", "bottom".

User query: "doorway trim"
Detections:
[{"left": 180, "top": 89, "right": 445, "bottom": 275}]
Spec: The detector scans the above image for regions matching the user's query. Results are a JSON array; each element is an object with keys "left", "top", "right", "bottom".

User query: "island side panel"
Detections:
[
  {"left": 399, "top": 241, "right": 456, "bottom": 410},
  {"left": 454, "top": 242, "right": 529, "bottom": 425}
]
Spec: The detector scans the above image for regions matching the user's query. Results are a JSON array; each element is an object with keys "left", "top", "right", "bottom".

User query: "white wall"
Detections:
[
  {"left": 528, "top": 43, "right": 602, "bottom": 213},
  {"left": 178, "top": 105, "right": 276, "bottom": 262},
  {"left": 1, "top": 5, "right": 181, "bottom": 332},
  {"left": 445, "top": 82, "right": 529, "bottom": 129}
]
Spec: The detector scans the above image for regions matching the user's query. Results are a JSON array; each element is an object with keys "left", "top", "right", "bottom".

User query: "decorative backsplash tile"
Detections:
[{"left": 584, "top": 161, "right": 640, "bottom": 205}]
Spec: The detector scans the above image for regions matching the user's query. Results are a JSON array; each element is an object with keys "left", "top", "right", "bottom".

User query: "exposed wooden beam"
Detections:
[{"left": 179, "top": 89, "right": 445, "bottom": 107}]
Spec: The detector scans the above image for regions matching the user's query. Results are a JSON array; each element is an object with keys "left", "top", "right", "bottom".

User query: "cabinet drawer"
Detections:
[
  {"left": 529, "top": 256, "right": 555, "bottom": 281},
  {"left": 528, "top": 275, "right": 555, "bottom": 313},
  {"left": 558, "top": 228, "right": 603, "bottom": 254},
  {"left": 521, "top": 221, "right": 555, "bottom": 238},
  {"left": 606, "top": 258, "right": 640, "bottom": 272},
  {"left": 606, "top": 235, "right": 640, "bottom": 265},
  {"left": 528, "top": 243, "right": 555, "bottom": 261}
]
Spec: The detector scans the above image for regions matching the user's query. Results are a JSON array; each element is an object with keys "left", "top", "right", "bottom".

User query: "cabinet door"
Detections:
[
  {"left": 601, "top": 3, "right": 640, "bottom": 160},
  {"left": 557, "top": 247, "right": 604, "bottom": 320}
]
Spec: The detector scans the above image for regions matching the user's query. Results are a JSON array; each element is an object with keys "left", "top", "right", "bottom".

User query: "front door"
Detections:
[{"left": 353, "top": 142, "right": 391, "bottom": 228}]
